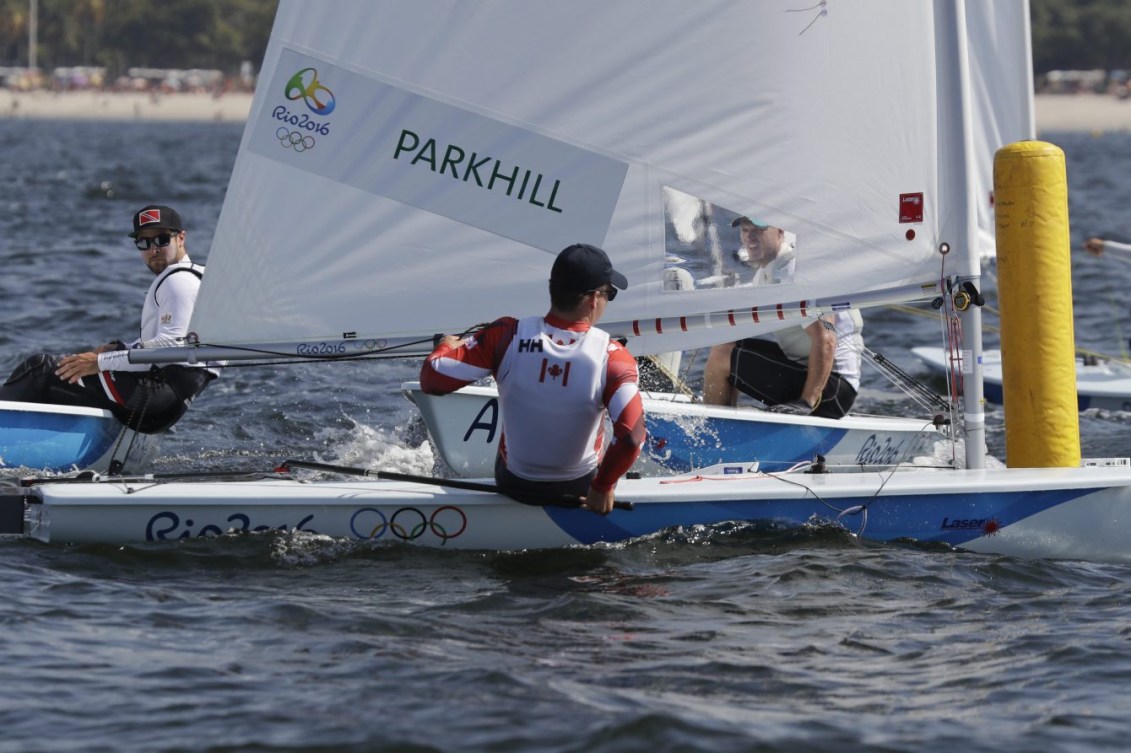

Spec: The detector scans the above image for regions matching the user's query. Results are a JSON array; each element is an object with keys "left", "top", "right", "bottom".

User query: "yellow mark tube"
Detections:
[{"left": 994, "top": 140, "right": 1080, "bottom": 467}]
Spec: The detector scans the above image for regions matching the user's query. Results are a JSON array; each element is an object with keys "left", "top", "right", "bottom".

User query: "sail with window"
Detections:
[
  {"left": 184, "top": 0, "right": 967, "bottom": 473},
  {"left": 191, "top": 0, "right": 949, "bottom": 359},
  {"left": 9, "top": 0, "right": 1131, "bottom": 564}
]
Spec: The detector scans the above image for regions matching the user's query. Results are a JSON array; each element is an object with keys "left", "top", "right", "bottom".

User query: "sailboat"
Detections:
[
  {"left": 912, "top": 345, "right": 1131, "bottom": 411},
  {"left": 5, "top": 0, "right": 1131, "bottom": 563},
  {"left": 403, "top": 192, "right": 948, "bottom": 478},
  {"left": 912, "top": 4, "right": 1131, "bottom": 412},
  {"left": 398, "top": 0, "right": 1036, "bottom": 478}
]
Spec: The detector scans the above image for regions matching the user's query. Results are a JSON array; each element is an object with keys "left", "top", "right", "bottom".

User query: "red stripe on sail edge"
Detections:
[
  {"left": 751, "top": 308, "right": 760, "bottom": 324},
  {"left": 727, "top": 311, "right": 736, "bottom": 326},
  {"left": 680, "top": 317, "right": 687, "bottom": 332},
  {"left": 632, "top": 320, "right": 641, "bottom": 337},
  {"left": 800, "top": 300, "right": 808, "bottom": 317},
  {"left": 776, "top": 303, "right": 785, "bottom": 320},
  {"left": 654, "top": 318, "right": 663, "bottom": 334}
]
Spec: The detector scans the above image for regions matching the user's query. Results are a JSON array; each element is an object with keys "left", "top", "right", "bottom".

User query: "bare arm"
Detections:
[
  {"left": 1084, "top": 237, "right": 1131, "bottom": 259},
  {"left": 800, "top": 317, "right": 836, "bottom": 409}
]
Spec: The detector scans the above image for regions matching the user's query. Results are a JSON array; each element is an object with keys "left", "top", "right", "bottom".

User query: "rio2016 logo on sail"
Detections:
[{"left": 272, "top": 67, "right": 335, "bottom": 150}]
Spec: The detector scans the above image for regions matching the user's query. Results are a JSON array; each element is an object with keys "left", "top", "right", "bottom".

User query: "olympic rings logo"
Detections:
[
  {"left": 350, "top": 506, "right": 468, "bottom": 544},
  {"left": 285, "top": 67, "right": 336, "bottom": 116},
  {"left": 277, "top": 127, "right": 315, "bottom": 152}
]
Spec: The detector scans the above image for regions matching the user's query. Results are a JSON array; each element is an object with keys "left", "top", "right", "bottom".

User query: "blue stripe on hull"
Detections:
[
  {"left": 983, "top": 379, "right": 1093, "bottom": 412},
  {"left": 645, "top": 414, "right": 847, "bottom": 472},
  {"left": 0, "top": 410, "right": 120, "bottom": 471},
  {"left": 546, "top": 486, "right": 1100, "bottom": 548}
]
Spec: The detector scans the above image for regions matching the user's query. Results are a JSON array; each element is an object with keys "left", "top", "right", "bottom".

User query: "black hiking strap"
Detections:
[{"left": 153, "top": 264, "right": 204, "bottom": 305}]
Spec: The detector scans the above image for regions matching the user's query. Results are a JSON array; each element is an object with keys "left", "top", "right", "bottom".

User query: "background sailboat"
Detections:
[
  {"left": 913, "top": 345, "right": 1131, "bottom": 411},
  {"left": 916, "top": 2, "right": 1131, "bottom": 410},
  {"left": 184, "top": 0, "right": 967, "bottom": 473}
]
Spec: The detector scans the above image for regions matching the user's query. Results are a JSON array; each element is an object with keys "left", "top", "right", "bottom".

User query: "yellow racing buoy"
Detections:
[{"left": 994, "top": 140, "right": 1080, "bottom": 468}]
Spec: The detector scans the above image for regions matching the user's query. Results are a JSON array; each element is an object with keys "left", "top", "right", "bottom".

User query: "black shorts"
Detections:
[
  {"left": 494, "top": 453, "right": 595, "bottom": 507},
  {"left": 729, "top": 338, "right": 857, "bottom": 419},
  {"left": 0, "top": 354, "right": 215, "bottom": 433}
]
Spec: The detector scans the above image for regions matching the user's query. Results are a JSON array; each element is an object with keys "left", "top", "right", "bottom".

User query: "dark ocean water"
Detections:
[{"left": 1, "top": 119, "right": 1130, "bottom": 753}]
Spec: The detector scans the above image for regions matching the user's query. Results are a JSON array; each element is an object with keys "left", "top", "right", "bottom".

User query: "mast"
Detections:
[{"left": 938, "top": 0, "right": 987, "bottom": 469}]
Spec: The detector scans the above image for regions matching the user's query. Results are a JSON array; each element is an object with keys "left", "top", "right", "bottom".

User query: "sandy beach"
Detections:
[
  {"left": 1, "top": 90, "right": 254, "bottom": 123},
  {"left": 3, "top": 89, "right": 1131, "bottom": 132},
  {"left": 1034, "top": 92, "right": 1131, "bottom": 132}
]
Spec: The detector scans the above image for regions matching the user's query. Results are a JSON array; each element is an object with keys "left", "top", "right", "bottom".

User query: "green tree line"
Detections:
[
  {"left": 1, "top": 0, "right": 1130, "bottom": 79},
  {"left": 0, "top": 0, "right": 277, "bottom": 75},
  {"left": 1031, "top": 0, "right": 1131, "bottom": 73}
]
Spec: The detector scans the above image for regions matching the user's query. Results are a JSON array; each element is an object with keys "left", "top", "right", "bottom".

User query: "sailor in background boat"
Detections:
[
  {"left": 729, "top": 215, "right": 797, "bottom": 286},
  {"left": 702, "top": 216, "right": 863, "bottom": 418},
  {"left": 420, "top": 244, "right": 646, "bottom": 515},
  {"left": 0, "top": 205, "right": 218, "bottom": 433},
  {"left": 1083, "top": 236, "right": 1131, "bottom": 260}
]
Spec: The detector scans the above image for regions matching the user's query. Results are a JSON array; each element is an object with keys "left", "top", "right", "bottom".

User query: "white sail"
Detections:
[
  {"left": 967, "top": 0, "right": 1036, "bottom": 262},
  {"left": 187, "top": 0, "right": 968, "bottom": 359}
]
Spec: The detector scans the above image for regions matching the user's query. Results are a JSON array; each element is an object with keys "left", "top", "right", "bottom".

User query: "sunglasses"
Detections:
[
  {"left": 135, "top": 232, "right": 175, "bottom": 251},
  {"left": 590, "top": 286, "right": 618, "bottom": 302}
]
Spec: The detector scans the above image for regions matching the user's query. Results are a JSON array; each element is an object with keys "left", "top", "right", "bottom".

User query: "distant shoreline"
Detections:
[
  {"left": 1034, "top": 92, "right": 1131, "bottom": 133},
  {"left": 0, "top": 90, "right": 253, "bottom": 123},
  {"left": 2, "top": 89, "right": 1131, "bottom": 133}
]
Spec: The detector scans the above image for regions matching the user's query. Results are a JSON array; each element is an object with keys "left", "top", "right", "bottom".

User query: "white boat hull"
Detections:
[
  {"left": 9, "top": 463, "right": 1131, "bottom": 563},
  {"left": 402, "top": 382, "right": 946, "bottom": 476},
  {"left": 912, "top": 347, "right": 1131, "bottom": 411}
]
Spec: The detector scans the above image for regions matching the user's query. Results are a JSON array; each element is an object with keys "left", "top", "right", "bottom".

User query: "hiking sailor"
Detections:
[{"left": 0, "top": 204, "right": 218, "bottom": 433}]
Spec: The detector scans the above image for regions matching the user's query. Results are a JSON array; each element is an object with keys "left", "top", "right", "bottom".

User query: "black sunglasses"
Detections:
[
  {"left": 589, "top": 286, "right": 617, "bottom": 302},
  {"left": 135, "top": 232, "right": 175, "bottom": 251}
]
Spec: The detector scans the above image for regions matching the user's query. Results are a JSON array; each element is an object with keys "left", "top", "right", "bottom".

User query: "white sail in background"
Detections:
[
  {"left": 190, "top": 0, "right": 986, "bottom": 358},
  {"left": 967, "top": 0, "right": 1036, "bottom": 262}
]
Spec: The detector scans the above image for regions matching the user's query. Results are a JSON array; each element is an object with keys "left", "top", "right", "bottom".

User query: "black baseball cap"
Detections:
[
  {"left": 128, "top": 205, "right": 183, "bottom": 238},
  {"left": 550, "top": 243, "right": 628, "bottom": 293},
  {"left": 730, "top": 215, "right": 769, "bottom": 228}
]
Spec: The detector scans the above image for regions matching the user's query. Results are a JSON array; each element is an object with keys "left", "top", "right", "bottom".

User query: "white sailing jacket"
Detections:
[{"left": 97, "top": 257, "right": 217, "bottom": 375}]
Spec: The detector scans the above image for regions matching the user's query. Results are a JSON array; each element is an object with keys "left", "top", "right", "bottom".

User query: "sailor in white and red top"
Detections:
[{"left": 421, "top": 243, "right": 645, "bottom": 515}]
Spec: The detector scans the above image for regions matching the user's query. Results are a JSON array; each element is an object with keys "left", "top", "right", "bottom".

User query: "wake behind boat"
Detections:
[{"left": 5, "top": 0, "right": 1131, "bottom": 564}]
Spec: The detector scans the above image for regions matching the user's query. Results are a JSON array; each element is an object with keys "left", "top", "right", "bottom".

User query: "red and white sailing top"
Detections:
[{"left": 420, "top": 314, "right": 645, "bottom": 492}]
